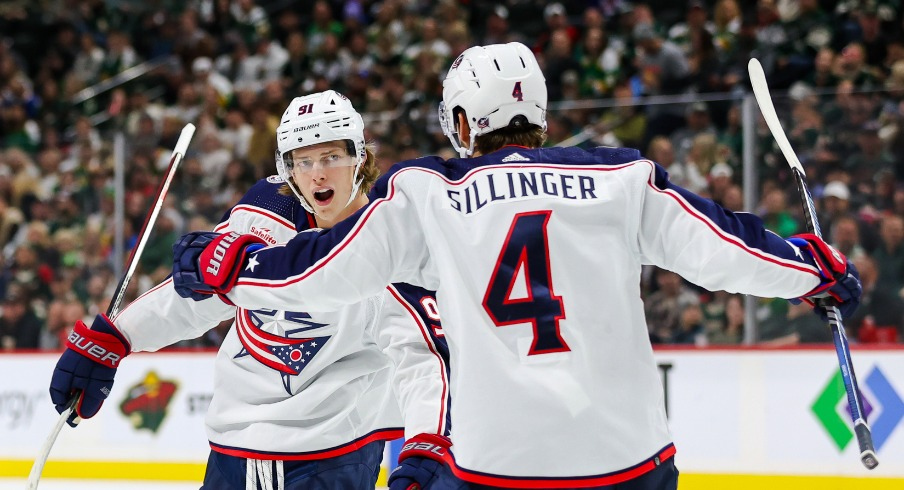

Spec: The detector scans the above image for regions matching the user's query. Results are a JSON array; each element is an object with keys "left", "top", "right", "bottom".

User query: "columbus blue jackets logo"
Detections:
[
  {"left": 235, "top": 308, "right": 331, "bottom": 394},
  {"left": 120, "top": 370, "right": 178, "bottom": 433}
]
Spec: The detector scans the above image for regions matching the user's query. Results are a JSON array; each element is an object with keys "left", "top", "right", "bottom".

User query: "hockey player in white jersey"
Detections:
[
  {"left": 50, "top": 91, "right": 451, "bottom": 489},
  {"left": 171, "top": 44, "right": 861, "bottom": 489}
]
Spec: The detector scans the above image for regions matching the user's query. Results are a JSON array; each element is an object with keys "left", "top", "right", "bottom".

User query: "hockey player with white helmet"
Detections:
[
  {"left": 50, "top": 90, "right": 451, "bottom": 489},
  {"left": 174, "top": 43, "right": 861, "bottom": 490},
  {"left": 275, "top": 91, "right": 369, "bottom": 219}
]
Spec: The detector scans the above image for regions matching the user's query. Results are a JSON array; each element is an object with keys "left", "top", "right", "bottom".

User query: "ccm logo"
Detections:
[
  {"left": 206, "top": 233, "right": 240, "bottom": 275},
  {"left": 402, "top": 442, "right": 446, "bottom": 456},
  {"left": 68, "top": 331, "right": 122, "bottom": 366}
]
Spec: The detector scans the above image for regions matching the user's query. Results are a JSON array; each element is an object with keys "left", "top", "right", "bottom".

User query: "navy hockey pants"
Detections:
[{"left": 200, "top": 440, "right": 384, "bottom": 490}]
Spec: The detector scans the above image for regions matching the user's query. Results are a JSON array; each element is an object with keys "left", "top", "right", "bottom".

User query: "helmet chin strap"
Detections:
[
  {"left": 343, "top": 156, "right": 365, "bottom": 208},
  {"left": 453, "top": 117, "right": 479, "bottom": 158}
]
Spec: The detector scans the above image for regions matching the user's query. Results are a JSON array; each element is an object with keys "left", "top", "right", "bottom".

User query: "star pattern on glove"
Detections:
[{"left": 245, "top": 255, "right": 260, "bottom": 272}]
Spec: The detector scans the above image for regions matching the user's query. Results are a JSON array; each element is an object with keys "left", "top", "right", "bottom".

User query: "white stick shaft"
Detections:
[
  {"left": 27, "top": 124, "right": 195, "bottom": 489},
  {"left": 25, "top": 407, "right": 76, "bottom": 489},
  {"left": 109, "top": 123, "right": 195, "bottom": 319}
]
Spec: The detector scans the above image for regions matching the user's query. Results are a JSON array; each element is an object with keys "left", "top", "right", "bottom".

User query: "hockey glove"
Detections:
[
  {"left": 49, "top": 314, "right": 130, "bottom": 426},
  {"left": 172, "top": 231, "right": 265, "bottom": 301},
  {"left": 389, "top": 433, "right": 453, "bottom": 490},
  {"left": 787, "top": 233, "right": 862, "bottom": 319}
]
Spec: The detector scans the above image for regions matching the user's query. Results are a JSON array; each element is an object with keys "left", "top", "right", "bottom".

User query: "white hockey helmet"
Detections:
[
  {"left": 439, "top": 42, "right": 547, "bottom": 158},
  {"left": 275, "top": 90, "right": 367, "bottom": 214}
]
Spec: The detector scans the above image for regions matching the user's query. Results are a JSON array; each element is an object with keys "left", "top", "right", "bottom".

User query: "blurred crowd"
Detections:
[{"left": 1, "top": 0, "right": 903, "bottom": 351}]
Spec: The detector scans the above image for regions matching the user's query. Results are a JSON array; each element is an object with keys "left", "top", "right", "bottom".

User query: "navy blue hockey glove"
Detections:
[
  {"left": 787, "top": 233, "right": 862, "bottom": 319},
  {"left": 172, "top": 231, "right": 265, "bottom": 301},
  {"left": 389, "top": 433, "right": 453, "bottom": 490},
  {"left": 49, "top": 314, "right": 130, "bottom": 426}
]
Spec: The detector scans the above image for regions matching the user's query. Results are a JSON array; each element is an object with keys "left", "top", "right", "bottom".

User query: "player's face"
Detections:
[{"left": 290, "top": 141, "right": 360, "bottom": 226}]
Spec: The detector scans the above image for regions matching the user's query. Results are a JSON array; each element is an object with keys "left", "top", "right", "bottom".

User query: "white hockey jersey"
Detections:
[
  {"left": 221, "top": 147, "right": 822, "bottom": 486},
  {"left": 115, "top": 177, "right": 449, "bottom": 459}
]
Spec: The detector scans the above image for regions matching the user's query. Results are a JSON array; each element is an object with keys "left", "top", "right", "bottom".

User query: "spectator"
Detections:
[
  {"left": 543, "top": 29, "right": 582, "bottom": 101},
  {"left": 721, "top": 184, "right": 744, "bottom": 212},
  {"left": 708, "top": 294, "right": 744, "bottom": 344},
  {"left": 534, "top": 3, "right": 580, "bottom": 54},
  {"left": 647, "top": 135, "right": 706, "bottom": 193},
  {"left": 644, "top": 268, "right": 701, "bottom": 343},
  {"left": 231, "top": 0, "right": 270, "bottom": 46},
  {"left": 758, "top": 299, "right": 832, "bottom": 345},
  {"left": 708, "top": 162, "right": 734, "bottom": 203},
  {"left": 668, "top": 0, "right": 714, "bottom": 57},
  {"left": 712, "top": 0, "right": 741, "bottom": 60},
  {"left": 873, "top": 213, "right": 904, "bottom": 295},
  {"left": 192, "top": 56, "right": 233, "bottom": 103},
  {"left": 99, "top": 30, "right": 140, "bottom": 81},
  {"left": 0, "top": 195, "right": 23, "bottom": 249},
  {"left": 831, "top": 215, "right": 868, "bottom": 261},
  {"left": 0, "top": 284, "right": 41, "bottom": 350},
  {"left": 477, "top": 5, "right": 511, "bottom": 46},
  {"left": 282, "top": 30, "right": 311, "bottom": 93},
  {"left": 671, "top": 101, "right": 717, "bottom": 164},
  {"left": 818, "top": 180, "right": 852, "bottom": 238},
  {"left": 576, "top": 26, "right": 623, "bottom": 98},
  {"left": 593, "top": 82, "right": 647, "bottom": 148},
  {"left": 849, "top": 254, "right": 904, "bottom": 342},
  {"left": 672, "top": 303, "right": 707, "bottom": 345},
  {"left": 71, "top": 32, "right": 105, "bottom": 85},
  {"left": 804, "top": 47, "right": 840, "bottom": 89},
  {"left": 844, "top": 121, "right": 895, "bottom": 192},
  {"left": 759, "top": 187, "right": 799, "bottom": 237},
  {"left": 634, "top": 21, "right": 691, "bottom": 141},
  {"left": 685, "top": 132, "right": 724, "bottom": 180}
]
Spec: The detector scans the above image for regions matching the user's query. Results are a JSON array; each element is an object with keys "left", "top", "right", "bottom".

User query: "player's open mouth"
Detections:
[{"left": 314, "top": 189, "right": 334, "bottom": 204}]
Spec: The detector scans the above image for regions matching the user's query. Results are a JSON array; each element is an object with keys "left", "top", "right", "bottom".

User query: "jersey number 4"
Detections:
[
  {"left": 512, "top": 81, "right": 523, "bottom": 101},
  {"left": 482, "top": 211, "right": 569, "bottom": 355}
]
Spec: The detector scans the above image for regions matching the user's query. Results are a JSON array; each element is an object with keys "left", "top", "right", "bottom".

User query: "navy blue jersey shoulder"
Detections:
[
  {"left": 219, "top": 177, "right": 314, "bottom": 232},
  {"left": 367, "top": 147, "right": 647, "bottom": 201},
  {"left": 453, "top": 146, "right": 644, "bottom": 179},
  {"left": 368, "top": 156, "right": 449, "bottom": 200}
]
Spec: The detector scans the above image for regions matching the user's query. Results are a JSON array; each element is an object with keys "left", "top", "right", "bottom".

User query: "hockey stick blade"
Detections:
[
  {"left": 26, "top": 123, "right": 195, "bottom": 489},
  {"left": 748, "top": 58, "right": 878, "bottom": 470},
  {"left": 748, "top": 59, "right": 806, "bottom": 176}
]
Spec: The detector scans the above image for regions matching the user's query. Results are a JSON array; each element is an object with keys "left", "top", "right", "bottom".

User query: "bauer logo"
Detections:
[
  {"left": 812, "top": 366, "right": 903, "bottom": 452},
  {"left": 119, "top": 370, "right": 178, "bottom": 434}
]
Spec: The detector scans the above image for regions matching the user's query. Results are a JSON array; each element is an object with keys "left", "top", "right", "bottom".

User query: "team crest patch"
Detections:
[
  {"left": 120, "top": 371, "right": 178, "bottom": 433},
  {"left": 235, "top": 309, "right": 333, "bottom": 394},
  {"left": 477, "top": 117, "right": 490, "bottom": 129},
  {"left": 267, "top": 175, "right": 284, "bottom": 183},
  {"left": 450, "top": 55, "right": 463, "bottom": 70}
]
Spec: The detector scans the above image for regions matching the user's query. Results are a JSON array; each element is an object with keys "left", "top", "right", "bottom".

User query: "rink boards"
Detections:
[{"left": 1, "top": 347, "right": 902, "bottom": 489}]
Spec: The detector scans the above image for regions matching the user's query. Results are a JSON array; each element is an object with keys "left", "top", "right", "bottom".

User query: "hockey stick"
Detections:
[
  {"left": 747, "top": 58, "right": 878, "bottom": 470},
  {"left": 26, "top": 123, "right": 196, "bottom": 489}
]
